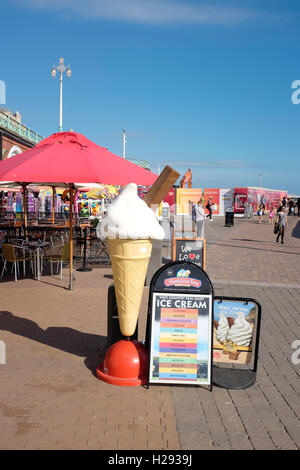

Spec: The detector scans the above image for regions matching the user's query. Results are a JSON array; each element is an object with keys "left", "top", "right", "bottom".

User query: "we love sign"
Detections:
[{"left": 172, "top": 237, "right": 206, "bottom": 270}]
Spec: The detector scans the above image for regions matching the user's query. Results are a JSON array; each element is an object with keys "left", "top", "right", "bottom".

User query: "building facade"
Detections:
[{"left": 0, "top": 108, "right": 43, "bottom": 160}]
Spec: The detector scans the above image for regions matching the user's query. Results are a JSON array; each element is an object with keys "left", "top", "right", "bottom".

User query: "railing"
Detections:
[
  {"left": 0, "top": 210, "right": 84, "bottom": 224},
  {"left": 0, "top": 111, "right": 43, "bottom": 144},
  {"left": 127, "top": 158, "right": 150, "bottom": 170}
]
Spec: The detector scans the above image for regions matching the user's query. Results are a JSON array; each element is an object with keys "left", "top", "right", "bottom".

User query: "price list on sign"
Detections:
[
  {"left": 159, "top": 307, "right": 198, "bottom": 380},
  {"left": 149, "top": 293, "right": 212, "bottom": 386}
]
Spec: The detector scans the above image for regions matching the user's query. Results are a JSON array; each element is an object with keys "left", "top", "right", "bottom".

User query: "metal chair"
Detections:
[
  {"left": 50, "top": 235, "right": 64, "bottom": 249},
  {"left": 41, "top": 241, "right": 75, "bottom": 279},
  {"left": 0, "top": 243, "right": 35, "bottom": 282}
]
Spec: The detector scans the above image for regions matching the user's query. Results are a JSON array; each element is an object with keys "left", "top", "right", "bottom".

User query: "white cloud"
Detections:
[{"left": 12, "top": 0, "right": 278, "bottom": 25}]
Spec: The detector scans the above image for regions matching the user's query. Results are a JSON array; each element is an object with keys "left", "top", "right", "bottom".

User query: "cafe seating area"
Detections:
[{"left": 0, "top": 217, "right": 110, "bottom": 283}]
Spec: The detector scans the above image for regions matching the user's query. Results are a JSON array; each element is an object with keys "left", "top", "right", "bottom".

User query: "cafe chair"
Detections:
[
  {"left": 50, "top": 235, "right": 64, "bottom": 249},
  {"left": 41, "top": 241, "right": 75, "bottom": 279},
  {"left": 0, "top": 243, "right": 35, "bottom": 282},
  {"left": 9, "top": 238, "right": 26, "bottom": 246}
]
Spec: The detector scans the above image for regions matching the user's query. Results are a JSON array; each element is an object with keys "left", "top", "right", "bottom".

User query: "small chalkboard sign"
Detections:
[
  {"left": 172, "top": 237, "right": 206, "bottom": 270},
  {"left": 146, "top": 261, "right": 214, "bottom": 390}
]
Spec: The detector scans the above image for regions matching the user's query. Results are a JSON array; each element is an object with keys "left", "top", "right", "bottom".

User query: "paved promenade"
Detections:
[{"left": 0, "top": 215, "right": 299, "bottom": 450}]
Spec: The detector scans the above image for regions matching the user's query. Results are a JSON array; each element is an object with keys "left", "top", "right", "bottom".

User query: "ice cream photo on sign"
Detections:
[
  {"left": 97, "top": 183, "right": 164, "bottom": 337},
  {"left": 213, "top": 300, "right": 256, "bottom": 365}
]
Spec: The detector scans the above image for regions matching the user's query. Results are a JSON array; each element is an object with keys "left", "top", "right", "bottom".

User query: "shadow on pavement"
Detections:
[
  {"left": 0, "top": 311, "right": 106, "bottom": 376},
  {"left": 206, "top": 241, "right": 300, "bottom": 256},
  {"left": 291, "top": 220, "right": 300, "bottom": 239},
  {"left": 230, "top": 238, "right": 276, "bottom": 244}
]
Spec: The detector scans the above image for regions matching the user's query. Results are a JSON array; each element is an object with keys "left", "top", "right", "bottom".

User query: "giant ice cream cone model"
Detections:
[
  {"left": 96, "top": 183, "right": 164, "bottom": 386},
  {"left": 108, "top": 238, "right": 152, "bottom": 336}
]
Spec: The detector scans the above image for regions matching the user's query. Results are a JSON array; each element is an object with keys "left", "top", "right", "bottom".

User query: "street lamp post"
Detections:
[
  {"left": 51, "top": 58, "right": 71, "bottom": 132},
  {"left": 123, "top": 129, "right": 126, "bottom": 159}
]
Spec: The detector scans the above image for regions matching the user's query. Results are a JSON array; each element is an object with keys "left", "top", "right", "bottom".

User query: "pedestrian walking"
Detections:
[
  {"left": 192, "top": 202, "right": 196, "bottom": 234},
  {"left": 257, "top": 204, "right": 264, "bottom": 223},
  {"left": 195, "top": 200, "right": 205, "bottom": 238},
  {"left": 288, "top": 199, "right": 295, "bottom": 216},
  {"left": 297, "top": 198, "right": 300, "bottom": 216},
  {"left": 282, "top": 196, "right": 287, "bottom": 209},
  {"left": 275, "top": 206, "right": 288, "bottom": 244},
  {"left": 205, "top": 197, "right": 213, "bottom": 222},
  {"left": 269, "top": 207, "right": 274, "bottom": 224}
]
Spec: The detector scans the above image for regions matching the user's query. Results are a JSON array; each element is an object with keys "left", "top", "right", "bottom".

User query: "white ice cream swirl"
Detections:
[
  {"left": 227, "top": 312, "right": 252, "bottom": 347},
  {"left": 216, "top": 313, "right": 229, "bottom": 344},
  {"left": 97, "top": 183, "right": 165, "bottom": 240}
]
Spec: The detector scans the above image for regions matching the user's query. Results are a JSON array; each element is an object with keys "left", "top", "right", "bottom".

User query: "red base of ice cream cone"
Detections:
[{"left": 96, "top": 340, "right": 149, "bottom": 387}]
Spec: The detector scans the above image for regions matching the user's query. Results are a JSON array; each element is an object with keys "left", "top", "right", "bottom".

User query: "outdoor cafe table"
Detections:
[{"left": 23, "top": 240, "right": 50, "bottom": 281}]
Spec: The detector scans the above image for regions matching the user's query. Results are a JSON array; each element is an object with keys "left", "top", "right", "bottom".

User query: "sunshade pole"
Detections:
[
  {"left": 51, "top": 186, "right": 56, "bottom": 226},
  {"left": 68, "top": 184, "right": 74, "bottom": 291},
  {"left": 22, "top": 183, "right": 28, "bottom": 238}
]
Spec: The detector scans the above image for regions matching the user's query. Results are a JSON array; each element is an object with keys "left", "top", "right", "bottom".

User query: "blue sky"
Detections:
[{"left": 1, "top": 0, "right": 300, "bottom": 193}]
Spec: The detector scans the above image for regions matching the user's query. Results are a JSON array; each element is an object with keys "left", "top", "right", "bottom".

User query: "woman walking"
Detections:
[
  {"left": 276, "top": 206, "right": 288, "bottom": 244},
  {"left": 195, "top": 200, "right": 206, "bottom": 238}
]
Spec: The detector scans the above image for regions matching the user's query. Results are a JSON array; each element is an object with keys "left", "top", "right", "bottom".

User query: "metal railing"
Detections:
[
  {"left": 127, "top": 157, "right": 150, "bottom": 170},
  {"left": 0, "top": 111, "right": 43, "bottom": 144}
]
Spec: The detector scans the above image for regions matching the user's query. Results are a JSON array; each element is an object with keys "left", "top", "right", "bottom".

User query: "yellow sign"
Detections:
[{"left": 176, "top": 188, "right": 203, "bottom": 215}]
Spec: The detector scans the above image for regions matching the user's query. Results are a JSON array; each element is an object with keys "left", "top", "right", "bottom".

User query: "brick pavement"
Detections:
[
  {"left": 172, "top": 215, "right": 300, "bottom": 450},
  {"left": 0, "top": 215, "right": 299, "bottom": 450},
  {"left": 205, "top": 215, "right": 300, "bottom": 286}
]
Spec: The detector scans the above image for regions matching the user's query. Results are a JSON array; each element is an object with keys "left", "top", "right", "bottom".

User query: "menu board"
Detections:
[
  {"left": 148, "top": 292, "right": 212, "bottom": 386},
  {"left": 172, "top": 238, "right": 205, "bottom": 270}
]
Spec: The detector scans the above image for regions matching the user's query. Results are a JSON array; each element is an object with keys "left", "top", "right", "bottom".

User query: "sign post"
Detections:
[{"left": 146, "top": 261, "right": 214, "bottom": 390}]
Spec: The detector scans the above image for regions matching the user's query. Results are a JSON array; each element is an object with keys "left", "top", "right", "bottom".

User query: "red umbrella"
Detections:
[
  {"left": 0, "top": 131, "right": 158, "bottom": 289},
  {"left": 0, "top": 131, "right": 157, "bottom": 185}
]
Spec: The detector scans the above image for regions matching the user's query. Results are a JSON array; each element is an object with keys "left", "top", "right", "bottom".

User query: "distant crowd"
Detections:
[
  {"left": 257, "top": 196, "right": 300, "bottom": 223},
  {"left": 255, "top": 195, "right": 300, "bottom": 245}
]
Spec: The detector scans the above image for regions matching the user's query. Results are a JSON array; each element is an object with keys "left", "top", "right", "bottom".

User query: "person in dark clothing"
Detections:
[
  {"left": 205, "top": 197, "right": 213, "bottom": 222},
  {"left": 288, "top": 199, "right": 295, "bottom": 216},
  {"left": 297, "top": 198, "right": 300, "bottom": 216},
  {"left": 282, "top": 197, "right": 287, "bottom": 209},
  {"left": 276, "top": 206, "right": 288, "bottom": 244}
]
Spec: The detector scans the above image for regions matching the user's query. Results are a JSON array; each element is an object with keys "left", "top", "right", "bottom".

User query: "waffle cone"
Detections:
[{"left": 108, "top": 238, "right": 153, "bottom": 336}]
